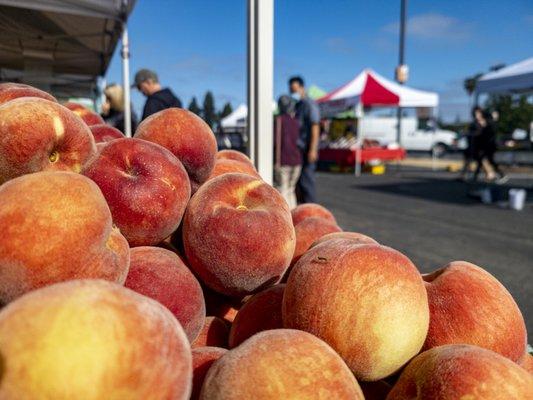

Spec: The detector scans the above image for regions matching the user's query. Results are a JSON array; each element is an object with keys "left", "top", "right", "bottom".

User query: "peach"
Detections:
[
  {"left": 291, "top": 203, "right": 336, "bottom": 225},
  {"left": 0, "top": 82, "right": 56, "bottom": 104},
  {"left": 203, "top": 287, "right": 243, "bottom": 323},
  {"left": 83, "top": 138, "right": 191, "bottom": 246},
  {"left": 192, "top": 317, "right": 230, "bottom": 349},
  {"left": 283, "top": 241, "right": 429, "bottom": 381},
  {"left": 200, "top": 329, "right": 364, "bottom": 399},
  {"left": 192, "top": 347, "right": 228, "bottom": 400},
  {"left": 0, "top": 279, "right": 192, "bottom": 400},
  {"left": 64, "top": 101, "right": 105, "bottom": 126},
  {"left": 0, "top": 171, "right": 129, "bottom": 304},
  {"left": 518, "top": 353, "right": 533, "bottom": 374},
  {"left": 90, "top": 124, "right": 124, "bottom": 143},
  {"left": 124, "top": 246, "right": 205, "bottom": 342},
  {"left": 135, "top": 108, "right": 217, "bottom": 191},
  {"left": 387, "top": 344, "right": 533, "bottom": 399},
  {"left": 183, "top": 173, "right": 295, "bottom": 297},
  {"left": 208, "top": 158, "right": 261, "bottom": 181},
  {"left": 229, "top": 284, "right": 285, "bottom": 348},
  {"left": 422, "top": 261, "right": 527, "bottom": 362},
  {"left": 0, "top": 97, "right": 96, "bottom": 184},
  {"left": 216, "top": 149, "right": 254, "bottom": 166},
  {"left": 292, "top": 216, "right": 342, "bottom": 265},
  {"left": 311, "top": 231, "right": 378, "bottom": 248}
]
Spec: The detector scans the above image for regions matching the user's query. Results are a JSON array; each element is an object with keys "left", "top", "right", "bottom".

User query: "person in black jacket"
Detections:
[{"left": 133, "top": 69, "right": 182, "bottom": 120}]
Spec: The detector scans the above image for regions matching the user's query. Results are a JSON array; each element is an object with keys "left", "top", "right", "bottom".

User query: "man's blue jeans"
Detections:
[{"left": 296, "top": 159, "right": 317, "bottom": 204}]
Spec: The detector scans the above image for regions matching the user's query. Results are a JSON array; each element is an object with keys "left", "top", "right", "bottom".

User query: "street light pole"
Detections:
[{"left": 396, "top": 0, "right": 407, "bottom": 148}]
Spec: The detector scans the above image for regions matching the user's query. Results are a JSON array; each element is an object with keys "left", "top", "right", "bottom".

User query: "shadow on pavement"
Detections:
[{"left": 353, "top": 175, "right": 533, "bottom": 207}]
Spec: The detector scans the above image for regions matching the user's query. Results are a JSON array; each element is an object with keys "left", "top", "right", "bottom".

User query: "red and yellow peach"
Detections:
[{"left": 0, "top": 171, "right": 130, "bottom": 304}]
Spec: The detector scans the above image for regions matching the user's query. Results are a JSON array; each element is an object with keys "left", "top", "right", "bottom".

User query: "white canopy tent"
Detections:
[
  {"left": 221, "top": 104, "right": 248, "bottom": 129},
  {"left": 0, "top": 0, "right": 136, "bottom": 134},
  {"left": 475, "top": 57, "right": 533, "bottom": 95}
]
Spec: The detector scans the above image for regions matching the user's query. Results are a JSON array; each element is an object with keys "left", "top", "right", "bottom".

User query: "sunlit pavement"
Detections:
[{"left": 316, "top": 167, "right": 533, "bottom": 339}]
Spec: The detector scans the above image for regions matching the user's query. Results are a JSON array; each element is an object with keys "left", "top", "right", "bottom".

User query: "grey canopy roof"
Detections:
[
  {"left": 0, "top": 0, "right": 135, "bottom": 99},
  {"left": 475, "top": 57, "right": 533, "bottom": 95}
]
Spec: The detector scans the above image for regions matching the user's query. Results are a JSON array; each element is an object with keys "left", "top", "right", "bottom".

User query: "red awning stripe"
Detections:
[{"left": 360, "top": 73, "right": 399, "bottom": 106}]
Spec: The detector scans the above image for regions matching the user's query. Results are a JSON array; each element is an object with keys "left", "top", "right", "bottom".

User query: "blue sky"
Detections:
[{"left": 105, "top": 0, "right": 533, "bottom": 122}]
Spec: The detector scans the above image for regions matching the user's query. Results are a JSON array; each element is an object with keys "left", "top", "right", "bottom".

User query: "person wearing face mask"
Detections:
[{"left": 288, "top": 76, "right": 320, "bottom": 204}]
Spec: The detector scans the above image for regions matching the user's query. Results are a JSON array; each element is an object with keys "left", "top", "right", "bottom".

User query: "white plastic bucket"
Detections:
[{"left": 509, "top": 189, "right": 526, "bottom": 211}]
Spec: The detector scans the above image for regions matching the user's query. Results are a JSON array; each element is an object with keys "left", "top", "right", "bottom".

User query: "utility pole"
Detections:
[{"left": 395, "top": 0, "right": 408, "bottom": 149}]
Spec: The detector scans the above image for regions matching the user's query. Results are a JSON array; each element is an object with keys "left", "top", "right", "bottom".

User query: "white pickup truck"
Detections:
[{"left": 359, "top": 116, "right": 464, "bottom": 157}]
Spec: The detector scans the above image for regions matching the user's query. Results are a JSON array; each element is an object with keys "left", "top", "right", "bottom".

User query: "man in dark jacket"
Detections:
[{"left": 133, "top": 69, "right": 182, "bottom": 120}]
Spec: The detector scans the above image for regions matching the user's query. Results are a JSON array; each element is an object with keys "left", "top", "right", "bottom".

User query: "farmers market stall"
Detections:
[
  {"left": 0, "top": 0, "right": 136, "bottom": 134},
  {"left": 318, "top": 68, "right": 438, "bottom": 175}
]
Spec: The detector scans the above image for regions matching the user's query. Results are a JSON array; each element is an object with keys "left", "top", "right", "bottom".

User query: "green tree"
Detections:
[
  {"left": 187, "top": 97, "right": 201, "bottom": 115},
  {"left": 463, "top": 73, "right": 483, "bottom": 99},
  {"left": 219, "top": 102, "right": 233, "bottom": 120},
  {"left": 487, "top": 95, "right": 533, "bottom": 134},
  {"left": 202, "top": 91, "right": 217, "bottom": 128}
]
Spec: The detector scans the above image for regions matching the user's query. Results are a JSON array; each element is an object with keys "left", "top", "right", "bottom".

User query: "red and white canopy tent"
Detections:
[
  {"left": 317, "top": 68, "right": 438, "bottom": 117},
  {"left": 317, "top": 69, "right": 438, "bottom": 175}
]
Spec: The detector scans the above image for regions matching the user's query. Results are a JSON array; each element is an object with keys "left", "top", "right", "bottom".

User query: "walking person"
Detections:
[
  {"left": 133, "top": 69, "right": 182, "bottom": 120},
  {"left": 273, "top": 95, "right": 302, "bottom": 209},
  {"left": 471, "top": 107, "right": 506, "bottom": 182},
  {"left": 289, "top": 76, "right": 320, "bottom": 203},
  {"left": 101, "top": 84, "right": 138, "bottom": 134}
]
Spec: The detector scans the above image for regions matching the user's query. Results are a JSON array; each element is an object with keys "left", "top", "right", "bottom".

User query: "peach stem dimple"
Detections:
[
  {"left": 236, "top": 205, "right": 247, "bottom": 211},
  {"left": 49, "top": 151, "right": 59, "bottom": 163}
]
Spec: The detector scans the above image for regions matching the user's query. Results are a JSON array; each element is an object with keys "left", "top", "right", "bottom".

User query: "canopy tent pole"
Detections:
[
  {"left": 247, "top": 0, "right": 274, "bottom": 184},
  {"left": 121, "top": 22, "right": 132, "bottom": 137},
  {"left": 355, "top": 102, "right": 363, "bottom": 177}
]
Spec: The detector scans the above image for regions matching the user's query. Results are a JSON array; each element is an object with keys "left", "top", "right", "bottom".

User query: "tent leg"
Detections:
[
  {"left": 355, "top": 103, "right": 363, "bottom": 177},
  {"left": 121, "top": 23, "right": 132, "bottom": 138}
]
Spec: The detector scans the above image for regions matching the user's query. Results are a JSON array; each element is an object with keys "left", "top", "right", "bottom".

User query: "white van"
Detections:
[{"left": 359, "top": 116, "right": 464, "bottom": 157}]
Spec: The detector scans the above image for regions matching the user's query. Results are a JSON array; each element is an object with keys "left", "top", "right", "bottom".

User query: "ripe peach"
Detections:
[
  {"left": 64, "top": 101, "right": 105, "bottom": 126},
  {"left": 216, "top": 149, "right": 254, "bottom": 166},
  {"left": 283, "top": 241, "right": 429, "bottom": 381},
  {"left": 90, "top": 124, "right": 124, "bottom": 143},
  {"left": 291, "top": 203, "right": 336, "bottom": 225},
  {"left": 203, "top": 287, "right": 243, "bottom": 323},
  {"left": 192, "top": 317, "right": 230, "bottom": 349},
  {"left": 387, "top": 344, "right": 533, "bottom": 399},
  {"left": 135, "top": 108, "right": 217, "bottom": 191},
  {"left": 229, "top": 284, "right": 285, "bottom": 348},
  {"left": 183, "top": 173, "right": 295, "bottom": 297},
  {"left": 0, "top": 97, "right": 96, "bottom": 184},
  {"left": 124, "top": 246, "right": 205, "bottom": 342},
  {"left": 518, "top": 353, "right": 533, "bottom": 374},
  {"left": 311, "top": 231, "right": 378, "bottom": 248},
  {"left": 83, "top": 138, "right": 191, "bottom": 246},
  {"left": 292, "top": 216, "right": 342, "bottom": 265},
  {"left": 208, "top": 158, "right": 260, "bottom": 181},
  {"left": 192, "top": 347, "right": 228, "bottom": 400},
  {"left": 0, "top": 279, "right": 192, "bottom": 400},
  {"left": 422, "top": 261, "right": 527, "bottom": 362},
  {"left": 0, "top": 82, "right": 56, "bottom": 104},
  {"left": 200, "top": 329, "right": 364, "bottom": 399},
  {"left": 0, "top": 171, "right": 129, "bottom": 304}
]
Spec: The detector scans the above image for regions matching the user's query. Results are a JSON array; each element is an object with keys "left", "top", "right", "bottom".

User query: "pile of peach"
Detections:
[{"left": 0, "top": 82, "right": 530, "bottom": 400}]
